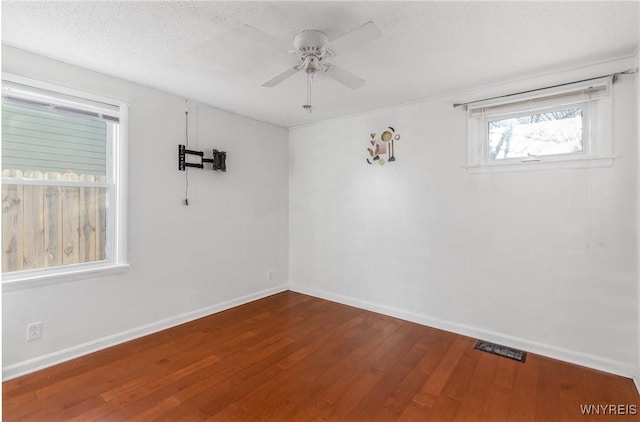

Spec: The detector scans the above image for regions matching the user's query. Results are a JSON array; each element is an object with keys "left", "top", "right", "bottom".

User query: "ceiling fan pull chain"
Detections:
[{"left": 303, "top": 73, "right": 313, "bottom": 113}]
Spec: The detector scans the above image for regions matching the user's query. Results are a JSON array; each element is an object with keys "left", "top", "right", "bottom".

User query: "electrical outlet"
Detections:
[
  {"left": 267, "top": 269, "right": 273, "bottom": 280},
  {"left": 27, "top": 322, "right": 42, "bottom": 342}
]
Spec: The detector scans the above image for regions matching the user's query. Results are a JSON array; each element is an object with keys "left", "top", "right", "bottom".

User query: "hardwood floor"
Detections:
[{"left": 3, "top": 291, "right": 639, "bottom": 421}]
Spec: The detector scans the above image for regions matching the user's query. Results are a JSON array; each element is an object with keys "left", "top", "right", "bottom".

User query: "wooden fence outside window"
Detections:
[{"left": 2, "top": 169, "right": 107, "bottom": 273}]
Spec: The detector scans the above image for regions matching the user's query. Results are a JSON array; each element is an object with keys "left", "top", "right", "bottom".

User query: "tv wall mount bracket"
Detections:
[{"left": 178, "top": 144, "right": 226, "bottom": 172}]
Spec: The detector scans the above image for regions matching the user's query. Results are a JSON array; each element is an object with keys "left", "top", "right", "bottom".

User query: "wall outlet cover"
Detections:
[{"left": 27, "top": 322, "right": 42, "bottom": 342}]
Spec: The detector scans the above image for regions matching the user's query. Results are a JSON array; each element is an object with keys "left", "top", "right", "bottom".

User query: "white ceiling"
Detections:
[{"left": 2, "top": 1, "right": 639, "bottom": 128}]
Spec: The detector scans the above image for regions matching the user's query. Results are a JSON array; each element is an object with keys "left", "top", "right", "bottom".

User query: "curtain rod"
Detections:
[{"left": 453, "top": 67, "right": 638, "bottom": 109}]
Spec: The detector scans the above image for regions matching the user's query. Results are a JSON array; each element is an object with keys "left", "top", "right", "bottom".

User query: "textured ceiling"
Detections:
[{"left": 2, "top": 1, "right": 639, "bottom": 128}]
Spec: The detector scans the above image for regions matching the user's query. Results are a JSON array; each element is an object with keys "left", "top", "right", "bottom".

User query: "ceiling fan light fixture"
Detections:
[
  {"left": 259, "top": 21, "right": 383, "bottom": 112},
  {"left": 293, "top": 30, "right": 329, "bottom": 55}
]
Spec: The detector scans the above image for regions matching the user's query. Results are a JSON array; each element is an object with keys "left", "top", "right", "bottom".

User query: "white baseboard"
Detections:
[
  {"left": 290, "top": 284, "right": 636, "bottom": 380},
  {"left": 2, "top": 284, "right": 288, "bottom": 381}
]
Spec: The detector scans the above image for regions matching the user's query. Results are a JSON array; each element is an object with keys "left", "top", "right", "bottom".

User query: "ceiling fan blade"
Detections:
[
  {"left": 325, "top": 64, "right": 365, "bottom": 89},
  {"left": 329, "top": 21, "right": 382, "bottom": 56},
  {"left": 262, "top": 67, "right": 300, "bottom": 87},
  {"left": 236, "top": 24, "right": 292, "bottom": 52}
]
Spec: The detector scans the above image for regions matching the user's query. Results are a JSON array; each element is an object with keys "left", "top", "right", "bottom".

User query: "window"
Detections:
[
  {"left": 2, "top": 75, "right": 127, "bottom": 285},
  {"left": 466, "top": 80, "right": 612, "bottom": 171},
  {"left": 487, "top": 106, "right": 584, "bottom": 160}
]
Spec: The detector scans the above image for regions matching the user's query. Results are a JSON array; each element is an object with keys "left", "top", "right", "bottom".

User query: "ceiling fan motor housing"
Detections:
[{"left": 293, "top": 30, "right": 329, "bottom": 57}]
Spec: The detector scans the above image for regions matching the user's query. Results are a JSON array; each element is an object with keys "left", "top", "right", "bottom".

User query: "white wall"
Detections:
[
  {"left": 2, "top": 46, "right": 289, "bottom": 378},
  {"left": 290, "top": 56, "right": 639, "bottom": 377}
]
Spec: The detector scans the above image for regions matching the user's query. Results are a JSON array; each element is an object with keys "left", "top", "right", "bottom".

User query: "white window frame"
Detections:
[
  {"left": 1, "top": 73, "right": 128, "bottom": 290},
  {"left": 466, "top": 79, "right": 614, "bottom": 173}
]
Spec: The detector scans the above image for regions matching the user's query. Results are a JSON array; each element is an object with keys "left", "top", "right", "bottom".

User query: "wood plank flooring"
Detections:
[{"left": 3, "top": 291, "right": 639, "bottom": 421}]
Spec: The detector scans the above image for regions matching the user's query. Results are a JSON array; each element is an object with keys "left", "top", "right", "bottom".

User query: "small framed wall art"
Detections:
[{"left": 366, "top": 126, "right": 400, "bottom": 166}]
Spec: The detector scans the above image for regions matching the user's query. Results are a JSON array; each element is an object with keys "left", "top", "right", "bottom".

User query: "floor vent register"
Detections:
[{"left": 474, "top": 340, "right": 527, "bottom": 363}]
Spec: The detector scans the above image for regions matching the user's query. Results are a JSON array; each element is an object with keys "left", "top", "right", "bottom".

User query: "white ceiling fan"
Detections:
[{"left": 239, "top": 21, "right": 383, "bottom": 112}]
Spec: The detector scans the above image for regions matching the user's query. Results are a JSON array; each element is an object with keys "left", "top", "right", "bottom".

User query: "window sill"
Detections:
[
  {"left": 2, "top": 262, "right": 130, "bottom": 292},
  {"left": 464, "top": 155, "right": 617, "bottom": 174}
]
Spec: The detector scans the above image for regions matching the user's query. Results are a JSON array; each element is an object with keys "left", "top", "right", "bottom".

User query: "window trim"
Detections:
[
  {"left": 465, "top": 78, "right": 614, "bottom": 172},
  {"left": 1, "top": 73, "right": 128, "bottom": 289}
]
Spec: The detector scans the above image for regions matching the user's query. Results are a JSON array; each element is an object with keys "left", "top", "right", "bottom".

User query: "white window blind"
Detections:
[
  {"left": 2, "top": 80, "right": 119, "bottom": 120},
  {"left": 469, "top": 83, "right": 609, "bottom": 118}
]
